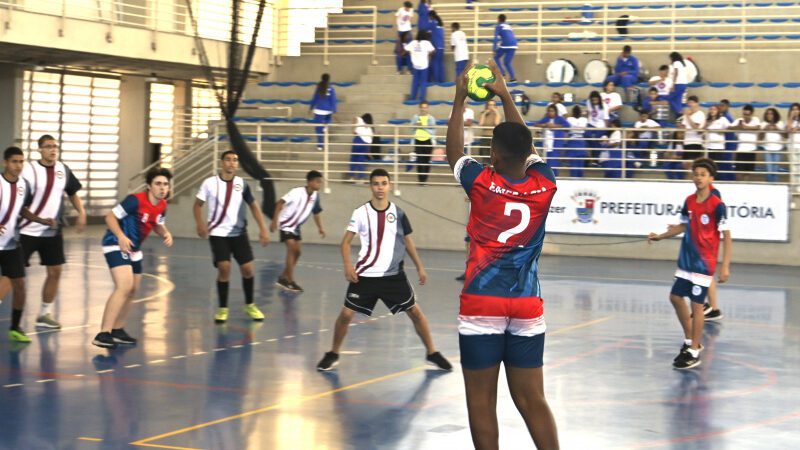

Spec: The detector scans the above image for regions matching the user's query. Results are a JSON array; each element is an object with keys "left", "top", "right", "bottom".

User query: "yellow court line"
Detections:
[
  {"left": 77, "top": 437, "right": 103, "bottom": 442},
  {"left": 130, "top": 315, "right": 613, "bottom": 449}
]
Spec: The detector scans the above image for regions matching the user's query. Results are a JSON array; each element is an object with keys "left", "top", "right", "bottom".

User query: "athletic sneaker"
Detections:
[
  {"left": 455, "top": 273, "right": 466, "bottom": 281},
  {"left": 36, "top": 314, "right": 62, "bottom": 329},
  {"left": 702, "top": 303, "right": 712, "bottom": 316},
  {"left": 674, "top": 343, "right": 703, "bottom": 362},
  {"left": 111, "top": 328, "right": 137, "bottom": 345},
  {"left": 426, "top": 352, "right": 453, "bottom": 371},
  {"left": 244, "top": 304, "right": 265, "bottom": 321},
  {"left": 705, "top": 309, "right": 724, "bottom": 321},
  {"left": 214, "top": 307, "right": 229, "bottom": 324},
  {"left": 276, "top": 277, "right": 293, "bottom": 291},
  {"left": 92, "top": 332, "right": 118, "bottom": 349},
  {"left": 317, "top": 351, "right": 340, "bottom": 371},
  {"left": 673, "top": 350, "right": 701, "bottom": 370},
  {"left": 8, "top": 328, "right": 31, "bottom": 343},
  {"left": 289, "top": 281, "right": 304, "bottom": 292}
]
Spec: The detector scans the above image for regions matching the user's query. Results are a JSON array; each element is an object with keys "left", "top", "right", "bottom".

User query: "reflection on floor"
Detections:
[{"left": 1, "top": 237, "right": 798, "bottom": 449}]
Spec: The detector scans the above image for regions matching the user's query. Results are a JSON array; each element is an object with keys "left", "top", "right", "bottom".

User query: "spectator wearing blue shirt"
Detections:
[
  {"left": 493, "top": 14, "right": 518, "bottom": 82},
  {"left": 417, "top": 0, "right": 431, "bottom": 33},
  {"left": 310, "top": 73, "right": 337, "bottom": 151},
  {"left": 606, "top": 45, "right": 639, "bottom": 90},
  {"left": 534, "top": 105, "right": 570, "bottom": 175},
  {"left": 428, "top": 11, "right": 446, "bottom": 83}
]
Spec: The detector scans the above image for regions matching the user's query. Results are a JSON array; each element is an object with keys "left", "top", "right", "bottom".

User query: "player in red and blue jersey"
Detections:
[
  {"left": 447, "top": 61, "right": 559, "bottom": 450},
  {"left": 649, "top": 158, "right": 732, "bottom": 370},
  {"left": 93, "top": 168, "right": 173, "bottom": 349}
]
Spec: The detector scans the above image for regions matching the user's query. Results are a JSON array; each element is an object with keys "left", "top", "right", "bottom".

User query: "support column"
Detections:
[
  {"left": 0, "top": 64, "right": 23, "bottom": 148},
  {"left": 118, "top": 75, "right": 149, "bottom": 194}
]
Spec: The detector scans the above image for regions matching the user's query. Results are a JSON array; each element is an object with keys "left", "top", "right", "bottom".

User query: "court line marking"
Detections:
[
  {"left": 27, "top": 324, "right": 91, "bottom": 336},
  {"left": 129, "top": 316, "right": 612, "bottom": 449},
  {"left": 77, "top": 437, "right": 103, "bottom": 442}
]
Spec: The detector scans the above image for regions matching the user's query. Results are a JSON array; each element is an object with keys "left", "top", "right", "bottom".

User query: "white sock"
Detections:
[
  {"left": 41, "top": 302, "right": 53, "bottom": 316},
  {"left": 688, "top": 348, "right": 700, "bottom": 358},
  {"left": 684, "top": 339, "right": 692, "bottom": 346}
]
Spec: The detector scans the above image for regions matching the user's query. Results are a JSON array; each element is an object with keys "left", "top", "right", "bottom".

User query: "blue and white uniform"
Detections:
[{"left": 493, "top": 23, "right": 518, "bottom": 80}]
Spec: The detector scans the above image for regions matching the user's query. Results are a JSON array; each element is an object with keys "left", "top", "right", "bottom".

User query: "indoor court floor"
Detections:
[{"left": 1, "top": 235, "right": 798, "bottom": 450}]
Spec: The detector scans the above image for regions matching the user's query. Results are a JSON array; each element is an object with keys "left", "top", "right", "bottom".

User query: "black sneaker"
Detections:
[
  {"left": 111, "top": 328, "right": 137, "bottom": 345},
  {"left": 673, "top": 343, "right": 703, "bottom": 362},
  {"left": 702, "top": 303, "right": 712, "bottom": 316},
  {"left": 276, "top": 277, "right": 294, "bottom": 291},
  {"left": 426, "top": 352, "right": 453, "bottom": 371},
  {"left": 317, "top": 351, "right": 339, "bottom": 371},
  {"left": 673, "top": 350, "right": 701, "bottom": 370},
  {"left": 705, "top": 309, "right": 723, "bottom": 321},
  {"left": 455, "top": 273, "right": 466, "bottom": 281},
  {"left": 289, "top": 281, "right": 304, "bottom": 292},
  {"left": 92, "top": 332, "right": 118, "bottom": 349}
]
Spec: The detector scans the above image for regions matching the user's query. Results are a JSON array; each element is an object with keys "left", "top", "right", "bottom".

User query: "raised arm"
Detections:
[
  {"left": 446, "top": 63, "right": 471, "bottom": 169},
  {"left": 484, "top": 59, "right": 524, "bottom": 127}
]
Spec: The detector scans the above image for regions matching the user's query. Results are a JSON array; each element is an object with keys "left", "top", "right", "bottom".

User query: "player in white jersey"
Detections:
[
  {"left": 194, "top": 151, "right": 270, "bottom": 324},
  {"left": 270, "top": 170, "right": 326, "bottom": 292},
  {"left": 1, "top": 147, "right": 56, "bottom": 343},
  {"left": 19, "top": 135, "right": 86, "bottom": 330},
  {"left": 316, "top": 168, "right": 452, "bottom": 371}
]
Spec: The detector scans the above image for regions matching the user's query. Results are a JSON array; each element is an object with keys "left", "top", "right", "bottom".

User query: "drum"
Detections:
[
  {"left": 584, "top": 59, "right": 611, "bottom": 84},
  {"left": 545, "top": 59, "right": 577, "bottom": 83},
  {"left": 685, "top": 58, "right": 700, "bottom": 82}
]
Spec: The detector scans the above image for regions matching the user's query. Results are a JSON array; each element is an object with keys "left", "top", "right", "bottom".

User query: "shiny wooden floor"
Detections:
[{"left": 1, "top": 236, "right": 798, "bottom": 449}]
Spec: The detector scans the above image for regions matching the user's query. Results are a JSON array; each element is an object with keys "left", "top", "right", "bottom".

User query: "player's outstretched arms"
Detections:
[
  {"left": 446, "top": 63, "right": 472, "bottom": 169},
  {"left": 483, "top": 59, "right": 524, "bottom": 127}
]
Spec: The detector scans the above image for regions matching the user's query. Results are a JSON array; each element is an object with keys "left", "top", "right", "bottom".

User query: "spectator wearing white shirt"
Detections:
[
  {"left": 565, "top": 105, "right": 589, "bottom": 177},
  {"left": 602, "top": 81, "right": 623, "bottom": 120},
  {"left": 586, "top": 90, "right": 610, "bottom": 165},
  {"left": 788, "top": 103, "right": 800, "bottom": 191},
  {"left": 679, "top": 95, "right": 706, "bottom": 163},
  {"left": 649, "top": 65, "right": 674, "bottom": 100},
  {"left": 668, "top": 52, "right": 689, "bottom": 115},
  {"left": 631, "top": 111, "right": 661, "bottom": 172},
  {"left": 395, "top": 2, "right": 415, "bottom": 74},
  {"left": 705, "top": 105, "right": 732, "bottom": 170},
  {"left": 600, "top": 118, "right": 623, "bottom": 178},
  {"left": 730, "top": 104, "right": 762, "bottom": 180},
  {"left": 450, "top": 22, "right": 469, "bottom": 80},
  {"left": 761, "top": 108, "right": 785, "bottom": 182},
  {"left": 404, "top": 30, "right": 435, "bottom": 101},
  {"left": 547, "top": 92, "right": 568, "bottom": 117},
  {"left": 350, "top": 114, "right": 374, "bottom": 181}
]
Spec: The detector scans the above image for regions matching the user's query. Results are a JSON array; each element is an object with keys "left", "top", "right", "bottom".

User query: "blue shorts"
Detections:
[
  {"left": 459, "top": 332, "right": 545, "bottom": 370},
  {"left": 104, "top": 249, "right": 143, "bottom": 274},
  {"left": 671, "top": 277, "right": 708, "bottom": 304}
]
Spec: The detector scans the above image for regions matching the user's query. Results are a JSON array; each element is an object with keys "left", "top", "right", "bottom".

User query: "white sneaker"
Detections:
[{"left": 36, "top": 313, "right": 62, "bottom": 329}]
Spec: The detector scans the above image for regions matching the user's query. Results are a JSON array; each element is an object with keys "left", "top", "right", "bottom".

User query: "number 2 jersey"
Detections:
[
  {"left": 101, "top": 192, "right": 167, "bottom": 252},
  {"left": 454, "top": 155, "right": 557, "bottom": 336},
  {"left": 675, "top": 190, "right": 729, "bottom": 286}
]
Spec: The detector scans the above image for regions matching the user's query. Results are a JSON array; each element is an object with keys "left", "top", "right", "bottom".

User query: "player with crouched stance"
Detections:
[
  {"left": 316, "top": 168, "right": 452, "bottom": 371},
  {"left": 447, "top": 61, "right": 559, "bottom": 449},
  {"left": 649, "top": 158, "right": 731, "bottom": 369}
]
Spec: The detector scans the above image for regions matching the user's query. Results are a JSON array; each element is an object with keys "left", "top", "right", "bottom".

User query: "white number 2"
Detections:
[{"left": 497, "top": 202, "right": 530, "bottom": 243}]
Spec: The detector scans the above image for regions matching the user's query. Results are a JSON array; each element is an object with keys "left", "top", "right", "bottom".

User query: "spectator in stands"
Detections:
[
  {"left": 411, "top": 101, "right": 436, "bottom": 183},
  {"left": 395, "top": 1, "right": 414, "bottom": 74},
  {"left": 606, "top": 45, "right": 640, "bottom": 91},
  {"left": 717, "top": 99, "right": 738, "bottom": 180},
  {"left": 477, "top": 99, "right": 502, "bottom": 157},
  {"left": 310, "top": 73, "right": 337, "bottom": 151},
  {"left": 761, "top": 107, "right": 785, "bottom": 183},
  {"left": 463, "top": 105, "right": 475, "bottom": 153},
  {"left": 648, "top": 64, "right": 673, "bottom": 101},
  {"left": 631, "top": 111, "right": 661, "bottom": 173},
  {"left": 417, "top": 0, "right": 432, "bottom": 32},
  {"left": 705, "top": 104, "right": 732, "bottom": 172},
  {"left": 601, "top": 80, "right": 623, "bottom": 120},
  {"left": 586, "top": 90, "right": 610, "bottom": 164},
  {"left": 451, "top": 23, "right": 470, "bottom": 81},
  {"left": 427, "top": 11, "right": 446, "bottom": 83},
  {"left": 600, "top": 118, "right": 623, "bottom": 178},
  {"left": 663, "top": 131, "right": 685, "bottom": 180},
  {"left": 493, "top": 14, "right": 518, "bottom": 82},
  {"left": 404, "top": 30, "right": 435, "bottom": 101},
  {"left": 730, "top": 104, "right": 761, "bottom": 181},
  {"left": 789, "top": 103, "right": 800, "bottom": 190},
  {"left": 679, "top": 95, "right": 706, "bottom": 164},
  {"left": 667, "top": 52, "right": 688, "bottom": 115},
  {"left": 565, "top": 105, "right": 589, "bottom": 177},
  {"left": 349, "top": 114, "right": 374, "bottom": 182},
  {"left": 534, "top": 105, "right": 570, "bottom": 175},
  {"left": 640, "top": 88, "right": 669, "bottom": 123},
  {"left": 548, "top": 92, "right": 568, "bottom": 117}
]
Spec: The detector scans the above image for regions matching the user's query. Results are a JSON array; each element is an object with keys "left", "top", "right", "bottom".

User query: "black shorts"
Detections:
[
  {"left": 0, "top": 247, "right": 26, "bottom": 279},
  {"left": 344, "top": 273, "right": 416, "bottom": 316},
  {"left": 280, "top": 230, "right": 301, "bottom": 242},
  {"left": 209, "top": 234, "right": 254, "bottom": 267},
  {"left": 21, "top": 234, "right": 66, "bottom": 266}
]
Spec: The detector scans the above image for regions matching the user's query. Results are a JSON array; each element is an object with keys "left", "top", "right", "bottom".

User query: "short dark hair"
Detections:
[
  {"left": 452, "top": 22, "right": 460, "bottom": 30},
  {"left": 720, "top": 99, "right": 730, "bottom": 105},
  {"left": 623, "top": 45, "right": 632, "bottom": 53},
  {"left": 403, "top": 1, "right": 412, "bottom": 7},
  {"left": 648, "top": 87, "right": 658, "bottom": 93},
  {"left": 420, "top": 100, "right": 429, "bottom": 107},
  {"left": 37, "top": 135, "right": 56, "bottom": 148},
  {"left": 4, "top": 146, "right": 23, "bottom": 160},
  {"left": 498, "top": 14, "right": 507, "bottom": 22},
  {"left": 659, "top": 64, "right": 669, "bottom": 71},
  {"left": 743, "top": 104, "right": 754, "bottom": 113},
  {"left": 692, "top": 158, "right": 718, "bottom": 178},
  {"left": 687, "top": 95, "right": 699, "bottom": 103},
  {"left": 369, "top": 168, "right": 390, "bottom": 181},
  {"left": 492, "top": 122, "right": 532, "bottom": 164},
  {"left": 306, "top": 170, "right": 323, "bottom": 181},
  {"left": 220, "top": 150, "right": 237, "bottom": 160},
  {"left": 146, "top": 167, "right": 173, "bottom": 185}
]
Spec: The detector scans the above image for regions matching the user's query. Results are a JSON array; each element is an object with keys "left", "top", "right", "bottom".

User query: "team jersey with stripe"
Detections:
[
  {"left": 347, "top": 202, "right": 412, "bottom": 278},
  {"left": 196, "top": 175, "right": 254, "bottom": 238},
  {"left": 101, "top": 192, "right": 166, "bottom": 251},
  {"left": 675, "top": 191, "right": 729, "bottom": 286},
  {"left": 20, "top": 160, "right": 82, "bottom": 237},
  {"left": 278, "top": 186, "right": 322, "bottom": 234},
  {"left": 454, "top": 155, "right": 557, "bottom": 336},
  {"left": 0, "top": 175, "right": 32, "bottom": 250}
]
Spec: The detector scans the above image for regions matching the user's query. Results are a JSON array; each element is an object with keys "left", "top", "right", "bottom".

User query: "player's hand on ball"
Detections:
[
  {"left": 345, "top": 265, "right": 359, "bottom": 283},
  {"left": 456, "top": 63, "right": 472, "bottom": 95},
  {"left": 483, "top": 59, "right": 508, "bottom": 97}
]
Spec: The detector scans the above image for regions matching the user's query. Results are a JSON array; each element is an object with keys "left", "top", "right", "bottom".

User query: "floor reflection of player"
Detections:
[
  {"left": 320, "top": 370, "right": 448, "bottom": 449},
  {"left": 94, "top": 348, "right": 140, "bottom": 448}
]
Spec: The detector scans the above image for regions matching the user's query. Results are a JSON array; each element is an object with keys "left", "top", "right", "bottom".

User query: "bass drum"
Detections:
[
  {"left": 685, "top": 58, "right": 701, "bottom": 82},
  {"left": 545, "top": 59, "right": 577, "bottom": 83},
  {"left": 584, "top": 59, "right": 611, "bottom": 84}
]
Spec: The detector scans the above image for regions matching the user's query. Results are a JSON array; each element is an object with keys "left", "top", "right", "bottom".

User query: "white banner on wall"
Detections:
[{"left": 546, "top": 180, "right": 790, "bottom": 242}]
